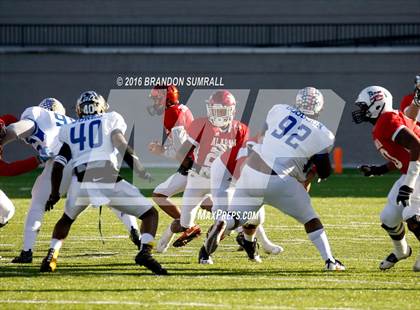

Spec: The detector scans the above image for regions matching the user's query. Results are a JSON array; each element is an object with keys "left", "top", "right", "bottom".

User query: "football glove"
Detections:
[
  {"left": 396, "top": 185, "right": 413, "bottom": 207},
  {"left": 359, "top": 164, "right": 389, "bottom": 177},
  {"left": 414, "top": 87, "right": 420, "bottom": 107},
  {"left": 45, "top": 193, "right": 60, "bottom": 211}
]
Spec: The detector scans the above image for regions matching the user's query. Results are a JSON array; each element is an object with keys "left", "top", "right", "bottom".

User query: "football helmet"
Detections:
[
  {"left": 39, "top": 98, "right": 66, "bottom": 115},
  {"left": 76, "top": 91, "right": 109, "bottom": 118},
  {"left": 147, "top": 85, "right": 179, "bottom": 116},
  {"left": 352, "top": 86, "right": 393, "bottom": 124},
  {"left": 295, "top": 87, "right": 324, "bottom": 117},
  {"left": 206, "top": 90, "right": 236, "bottom": 127}
]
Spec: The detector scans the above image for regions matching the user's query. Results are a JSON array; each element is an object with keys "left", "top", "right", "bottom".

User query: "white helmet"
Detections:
[
  {"left": 295, "top": 87, "right": 324, "bottom": 116},
  {"left": 352, "top": 86, "right": 393, "bottom": 124},
  {"left": 206, "top": 90, "right": 236, "bottom": 127},
  {"left": 39, "top": 98, "right": 66, "bottom": 115}
]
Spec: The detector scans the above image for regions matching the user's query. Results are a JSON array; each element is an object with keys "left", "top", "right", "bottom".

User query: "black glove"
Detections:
[
  {"left": 45, "top": 193, "right": 60, "bottom": 211},
  {"left": 396, "top": 185, "right": 413, "bottom": 207},
  {"left": 359, "top": 164, "right": 389, "bottom": 177},
  {"left": 414, "top": 87, "right": 420, "bottom": 107}
]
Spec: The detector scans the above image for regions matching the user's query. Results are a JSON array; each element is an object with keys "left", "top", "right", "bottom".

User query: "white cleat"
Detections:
[
  {"left": 199, "top": 257, "right": 214, "bottom": 265},
  {"left": 379, "top": 247, "right": 412, "bottom": 270},
  {"left": 325, "top": 258, "right": 346, "bottom": 271},
  {"left": 156, "top": 224, "right": 175, "bottom": 253},
  {"left": 250, "top": 255, "right": 262, "bottom": 263},
  {"left": 262, "top": 244, "right": 284, "bottom": 255}
]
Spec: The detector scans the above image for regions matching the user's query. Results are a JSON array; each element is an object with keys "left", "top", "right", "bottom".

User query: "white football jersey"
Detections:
[
  {"left": 21, "top": 106, "right": 73, "bottom": 156},
  {"left": 59, "top": 111, "right": 127, "bottom": 169},
  {"left": 255, "top": 104, "right": 335, "bottom": 182}
]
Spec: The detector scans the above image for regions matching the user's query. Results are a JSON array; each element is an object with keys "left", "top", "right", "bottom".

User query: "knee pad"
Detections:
[
  {"left": 406, "top": 215, "right": 420, "bottom": 238},
  {"left": 381, "top": 222, "right": 405, "bottom": 240}
]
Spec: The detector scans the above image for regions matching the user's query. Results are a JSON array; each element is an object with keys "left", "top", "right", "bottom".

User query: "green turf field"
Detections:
[{"left": 0, "top": 169, "right": 419, "bottom": 309}]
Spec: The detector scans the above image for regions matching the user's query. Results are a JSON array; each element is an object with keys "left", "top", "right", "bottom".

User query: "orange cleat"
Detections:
[{"left": 173, "top": 225, "right": 201, "bottom": 247}]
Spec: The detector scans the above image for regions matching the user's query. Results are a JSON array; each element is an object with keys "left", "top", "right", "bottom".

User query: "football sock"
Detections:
[
  {"left": 225, "top": 218, "right": 236, "bottom": 231},
  {"left": 23, "top": 229, "right": 38, "bottom": 252},
  {"left": 307, "top": 229, "right": 334, "bottom": 261},
  {"left": 392, "top": 237, "right": 409, "bottom": 258},
  {"left": 141, "top": 233, "right": 154, "bottom": 246},
  {"left": 256, "top": 225, "right": 273, "bottom": 247},
  {"left": 50, "top": 238, "right": 63, "bottom": 251},
  {"left": 112, "top": 209, "right": 139, "bottom": 233},
  {"left": 243, "top": 232, "right": 256, "bottom": 242}
]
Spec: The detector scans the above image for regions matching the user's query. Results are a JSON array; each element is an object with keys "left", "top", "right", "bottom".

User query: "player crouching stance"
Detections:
[
  {"left": 39, "top": 91, "right": 167, "bottom": 275},
  {"left": 353, "top": 85, "right": 420, "bottom": 272},
  {"left": 205, "top": 87, "right": 345, "bottom": 271}
]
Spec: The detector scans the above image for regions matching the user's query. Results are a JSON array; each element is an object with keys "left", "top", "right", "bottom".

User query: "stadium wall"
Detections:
[{"left": 0, "top": 47, "right": 418, "bottom": 166}]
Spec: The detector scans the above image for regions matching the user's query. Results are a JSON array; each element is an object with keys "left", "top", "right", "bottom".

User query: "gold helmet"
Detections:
[{"left": 76, "top": 91, "right": 109, "bottom": 117}]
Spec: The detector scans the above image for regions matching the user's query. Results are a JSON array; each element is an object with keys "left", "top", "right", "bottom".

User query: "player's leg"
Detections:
[
  {"left": 206, "top": 165, "right": 265, "bottom": 261},
  {"left": 153, "top": 172, "right": 187, "bottom": 253},
  {"left": 402, "top": 179, "right": 420, "bottom": 271},
  {"left": 379, "top": 176, "right": 411, "bottom": 270},
  {"left": 265, "top": 174, "right": 344, "bottom": 271},
  {"left": 40, "top": 178, "right": 86, "bottom": 272},
  {"left": 110, "top": 180, "right": 167, "bottom": 275},
  {"left": 174, "top": 173, "right": 209, "bottom": 247},
  {"left": 111, "top": 208, "right": 141, "bottom": 249},
  {"left": 12, "top": 163, "right": 52, "bottom": 263},
  {"left": 0, "top": 190, "right": 15, "bottom": 228},
  {"left": 253, "top": 208, "right": 283, "bottom": 255}
]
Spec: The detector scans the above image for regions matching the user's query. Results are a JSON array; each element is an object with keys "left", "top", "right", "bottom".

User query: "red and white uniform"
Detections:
[
  {"left": 373, "top": 110, "right": 420, "bottom": 227},
  {"left": 0, "top": 115, "right": 39, "bottom": 225},
  {"left": 153, "top": 104, "right": 194, "bottom": 197},
  {"left": 400, "top": 93, "right": 420, "bottom": 124},
  {"left": 180, "top": 117, "right": 249, "bottom": 228}
]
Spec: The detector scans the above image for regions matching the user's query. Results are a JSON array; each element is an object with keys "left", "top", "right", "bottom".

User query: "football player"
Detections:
[
  {"left": 146, "top": 85, "right": 195, "bottom": 253},
  {"left": 1, "top": 98, "right": 142, "bottom": 263},
  {"left": 198, "top": 135, "right": 284, "bottom": 264},
  {"left": 205, "top": 87, "right": 345, "bottom": 271},
  {"left": 172, "top": 90, "right": 249, "bottom": 247},
  {"left": 40, "top": 91, "right": 167, "bottom": 275},
  {"left": 0, "top": 115, "right": 41, "bottom": 228},
  {"left": 399, "top": 74, "right": 420, "bottom": 124},
  {"left": 353, "top": 86, "right": 420, "bottom": 271}
]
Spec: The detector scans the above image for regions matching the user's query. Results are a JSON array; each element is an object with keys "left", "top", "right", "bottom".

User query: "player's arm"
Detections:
[
  {"left": 394, "top": 127, "right": 420, "bottom": 206},
  {"left": 111, "top": 129, "right": 151, "bottom": 181},
  {"left": 45, "top": 143, "right": 72, "bottom": 211},
  {"left": 1, "top": 119, "right": 36, "bottom": 146},
  {"left": 359, "top": 161, "right": 397, "bottom": 177},
  {"left": 404, "top": 88, "right": 420, "bottom": 121},
  {"left": 175, "top": 140, "right": 195, "bottom": 171}
]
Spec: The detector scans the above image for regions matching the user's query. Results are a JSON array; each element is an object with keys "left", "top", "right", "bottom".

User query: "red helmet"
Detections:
[
  {"left": 147, "top": 85, "right": 180, "bottom": 116},
  {"left": 206, "top": 90, "right": 236, "bottom": 127}
]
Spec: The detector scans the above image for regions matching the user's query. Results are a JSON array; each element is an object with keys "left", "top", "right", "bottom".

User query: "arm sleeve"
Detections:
[
  {"left": 0, "top": 157, "right": 39, "bottom": 176},
  {"left": 312, "top": 153, "right": 332, "bottom": 179},
  {"left": 108, "top": 112, "right": 127, "bottom": 135},
  {"left": 54, "top": 143, "right": 72, "bottom": 166},
  {"left": 400, "top": 94, "right": 414, "bottom": 113}
]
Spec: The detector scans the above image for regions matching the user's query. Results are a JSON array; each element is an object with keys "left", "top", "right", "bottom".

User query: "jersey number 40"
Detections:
[{"left": 70, "top": 120, "right": 103, "bottom": 151}]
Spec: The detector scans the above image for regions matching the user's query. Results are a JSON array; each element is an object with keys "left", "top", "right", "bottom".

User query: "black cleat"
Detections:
[
  {"left": 204, "top": 221, "right": 226, "bottom": 255},
  {"left": 11, "top": 250, "right": 33, "bottom": 264},
  {"left": 236, "top": 234, "right": 262, "bottom": 263},
  {"left": 135, "top": 245, "right": 168, "bottom": 275},
  {"left": 198, "top": 245, "right": 214, "bottom": 264},
  {"left": 129, "top": 226, "right": 141, "bottom": 249},
  {"left": 40, "top": 248, "right": 59, "bottom": 272}
]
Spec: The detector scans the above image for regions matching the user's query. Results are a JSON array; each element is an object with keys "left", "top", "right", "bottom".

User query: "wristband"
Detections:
[{"left": 403, "top": 161, "right": 420, "bottom": 188}]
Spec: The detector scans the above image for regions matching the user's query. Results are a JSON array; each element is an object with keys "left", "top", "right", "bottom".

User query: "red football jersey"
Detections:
[
  {"left": 164, "top": 104, "right": 194, "bottom": 134},
  {"left": 187, "top": 117, "right": 249, "bottom": 168},
  {"left": 372, "top": 110, "right": 420, "bottom": 174},
  {"left": 221, "top": 136, "right": 258, "bottom": 180},
  {"left": 399, "top": 93, "right": 419, "bottom": 124},
  {"left": 0, "top": 114, "right": 39, "bottom": 176}
]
